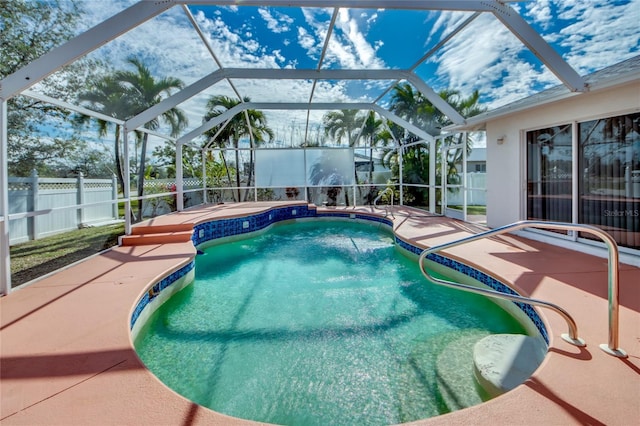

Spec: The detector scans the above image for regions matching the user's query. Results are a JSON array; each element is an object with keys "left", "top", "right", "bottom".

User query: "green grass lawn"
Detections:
[
  {"left": 447, "top": 205, "right": 487, "bottom": 215},
  {"left": 9, "top": 223, "right": 125, "bottom": 288}
]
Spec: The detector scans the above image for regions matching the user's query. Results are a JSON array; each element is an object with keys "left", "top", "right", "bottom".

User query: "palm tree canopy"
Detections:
[
  {"left": 389, "top": 84, "right": 486, "bottom": 136},
  {"left": 114, "top": 56, "right": 188, "bottom": 137},
  {"left": 204, "top": 95, "right": 274, "bottom": 147},
  {"left": 76, "top": 76, "right": 134, "bottom": 134},
  {"left": 357, "top": 111, "right": 384, "bottom": 144},
  {"left": 323, "top": 109, "right": 363, "bottom": 146}
]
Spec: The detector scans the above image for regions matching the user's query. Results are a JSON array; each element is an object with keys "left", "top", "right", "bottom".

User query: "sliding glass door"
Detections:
[
  {"left": 579, "top": 113, "right": 640, "bottom": 249},
  {"left": 526, "top": 113, "right": 639, "bottom": 250},
  {"left": 526, "top": 124, "right": 573, "bottom": 225}
]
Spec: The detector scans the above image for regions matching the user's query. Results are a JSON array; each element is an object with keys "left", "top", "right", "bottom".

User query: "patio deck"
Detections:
[{"left": 1, "top": 202, "right": 639, "bottom": 425}]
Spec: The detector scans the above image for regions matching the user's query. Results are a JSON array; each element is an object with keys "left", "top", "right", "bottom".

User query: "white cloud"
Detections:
[
  {"left": 194, "top": 11, "right": 285, "bottom": 68},
  {"left": 525, "top": 0, "right": 553, "bottom": 30},
  {"left": 258, "top": 7, "right": 294, "bottom": 33},
  {"left": 554, "top": 0, "right": 640, "bottom": 73},
  {"left": 428, "top": 12, "right": 557, "bottom": 109},
  {"left": 273, "top": 49, "right": 286, "bottom": 64},
  {"left": 297, "top": 26, "right": 318, "bottom": 54},
  {"left": 427, "top": 11, "right": 476, "bottom": 44},
  {"left": 297, "top": 7, "right": 385, "bottom": 69},
  {"left": 427, "top": 0, "right": 639, "bottom": 110},
  {"left": 335, "top": 9, "right": 380, "bottom": 68},
  {"left": 38, "top": 1, "right": 640, "bottom": 145}
]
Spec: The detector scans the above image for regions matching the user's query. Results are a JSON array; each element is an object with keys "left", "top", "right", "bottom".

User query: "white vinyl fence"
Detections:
[
  {"left": 446, "top": 172, "right": 487, "bottom": 206},
  {"left": 140, "top": 178, "right": 204, "bottom": 217},
  {"left": 8, "top": 171, "right": 119, "bottom": 244}
]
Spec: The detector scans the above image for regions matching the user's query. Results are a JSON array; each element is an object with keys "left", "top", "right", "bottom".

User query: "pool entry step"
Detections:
[
  {"left": 120, "top": 223, "right": 194, "bottom": 246},
  {"left": 473, "top": 334, "right": 547, "bottom": 398}
]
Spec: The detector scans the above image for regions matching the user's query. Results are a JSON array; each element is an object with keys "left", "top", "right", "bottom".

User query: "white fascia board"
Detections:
[
  {"left": 404, "top": 72, "right": 466, "bottom": 125},
  {"left": 0, "top": 1, "right": 174, "bottom": 100},
  {"left": 490, "top": 2, "right": 587, "bottom": 92},
  {"left": 126, "top": 69, "right": 227, "bottom": 130},
  {"left": 446, "top": 90, "right": 580, "bottom": 132},
  {"left": 180, "top": 0, "right": 499, "bottom": 11}
]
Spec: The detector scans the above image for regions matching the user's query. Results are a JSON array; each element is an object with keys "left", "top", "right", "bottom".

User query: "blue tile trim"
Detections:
[
  {"left": 132, "top": 205, "right": 547, "bottom": 343},
  {"left": 192, "top": 205, "right": 318, "bottom": 246},
  {"left": 192, "top": 206, "right": 394, "bottom": 246},
  {"left": 130, "top": 260, "right": 194, "bottom": 330},
  {"left": 396, "top": 235, "right": 549, "bottom": 343}
]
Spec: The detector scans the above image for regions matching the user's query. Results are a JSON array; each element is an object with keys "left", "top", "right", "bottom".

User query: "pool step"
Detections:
[
  {"left": 120, "top": 223, "right": 194, "bottom": 246},
  {"left": 472, "top": 334, "right": 546, "bottom": 398},
  {"left": 130, "top": 223, "right": 193, "bottom": 235}
]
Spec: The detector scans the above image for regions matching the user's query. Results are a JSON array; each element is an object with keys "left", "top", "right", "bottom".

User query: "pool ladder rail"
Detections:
[
  {"left": 418, "top": 220, "right": 627, "bottom": 358},
  {"left": 373, "top": 187, "right": 395, "bottom": 218}
]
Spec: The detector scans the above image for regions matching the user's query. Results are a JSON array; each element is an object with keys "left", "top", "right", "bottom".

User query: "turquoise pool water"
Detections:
[{"left": 135, "top": 220, "right": 527, "bottom": 425}]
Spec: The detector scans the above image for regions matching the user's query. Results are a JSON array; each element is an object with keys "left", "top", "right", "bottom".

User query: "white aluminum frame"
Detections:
[{"left": 0, "top": 0, "right": 588, "bottom": 293}]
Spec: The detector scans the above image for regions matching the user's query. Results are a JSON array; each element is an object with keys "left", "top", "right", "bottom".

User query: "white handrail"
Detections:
[{"left": 418, "top": 220, "right": 627, "bottom": 358}]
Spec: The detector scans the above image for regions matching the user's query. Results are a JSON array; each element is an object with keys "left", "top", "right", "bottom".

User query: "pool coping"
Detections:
[{"left": 1, "top": 201, "right": 639, "bottom": 425}]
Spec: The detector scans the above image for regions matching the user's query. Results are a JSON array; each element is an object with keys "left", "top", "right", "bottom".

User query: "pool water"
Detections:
[{"left": 135, "top": 220, "right": 528, "bottom": 425}]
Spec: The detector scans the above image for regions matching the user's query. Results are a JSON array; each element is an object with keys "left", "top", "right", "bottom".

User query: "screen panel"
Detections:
[{"left": 255, "top": 149, "right": 306, "bottom": 187}]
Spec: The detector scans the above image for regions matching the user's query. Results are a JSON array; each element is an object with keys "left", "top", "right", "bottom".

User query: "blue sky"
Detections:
[{"left": 39, "top": 0, "right": 640, "bottom": 146}]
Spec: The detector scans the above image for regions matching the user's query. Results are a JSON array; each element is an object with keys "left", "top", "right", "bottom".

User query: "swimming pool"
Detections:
[{"left": 134, "top": 219, "right": 533, "bottom": 425}]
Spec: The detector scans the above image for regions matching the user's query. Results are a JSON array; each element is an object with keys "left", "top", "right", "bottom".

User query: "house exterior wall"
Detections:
[{"left": 486, "top": 80, "right": 640, "bottom": 230}]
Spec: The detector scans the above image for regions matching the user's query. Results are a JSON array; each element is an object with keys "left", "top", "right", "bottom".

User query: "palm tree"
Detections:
[
  {"left": 323, "top": 109, "right": 363, "bottom": 146},
  {"left": 76, "top": 76, "right": 135, "bottom": 201},
  {"left": 386, "top": 85, "right": 487, "bottom": 207},
  {"left": 357, "top": 111, "right": 392, "bottom": 204},
  {"left": 438, "top": 89, "right": 485, "bottom": 171},
  {"left": 204, "top": 95, "right": 273, "bottom": 202},
  {"left": 322, "top": 109, "right": 367, "bottom": 205},
  {"left": 358, "top": 111, "right": 385, "bottom": 181},
  {"left": 389, "top": 83, "right": 424, "bottom": 127},
  {"left": 114, "top": 57, "right": 187, "bottom": 219}
]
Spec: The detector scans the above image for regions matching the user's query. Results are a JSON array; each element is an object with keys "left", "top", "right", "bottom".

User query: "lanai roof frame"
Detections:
[{"left": 0, "top": 0, "right": 594, "bottom": 294}]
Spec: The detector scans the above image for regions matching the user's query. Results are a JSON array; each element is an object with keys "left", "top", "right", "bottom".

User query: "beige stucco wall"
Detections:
[{"left": 485, "top": 80, "right": 640, "bottom": 229}]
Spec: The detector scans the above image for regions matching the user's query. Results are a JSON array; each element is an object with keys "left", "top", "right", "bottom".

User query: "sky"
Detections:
[{"left": 36, "top": 0, "right": 640, "bottom": 149}]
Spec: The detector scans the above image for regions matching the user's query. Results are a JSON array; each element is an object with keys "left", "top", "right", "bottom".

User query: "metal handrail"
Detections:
[
  {"left": 373, "top": 187, "right": 394, "bottom": 218},
  {"left": 417, "top": 220, "right": 627, "bottom": 358}
]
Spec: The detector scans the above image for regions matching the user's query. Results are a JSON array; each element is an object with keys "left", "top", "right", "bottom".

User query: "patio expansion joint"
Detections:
[{"left": 0, "top": 359, "right": 129, "bottom": 422}]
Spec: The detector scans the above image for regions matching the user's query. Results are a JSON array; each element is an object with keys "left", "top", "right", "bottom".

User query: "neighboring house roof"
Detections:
[
  {"left": 354, "top": 150, "right": 385, "bottom": 162},
  {"left": 446, "top": 54, "right": 640, "bottom": 132},
  {"left": 466, "top": 147, "right": 486, "bottom": 162}
]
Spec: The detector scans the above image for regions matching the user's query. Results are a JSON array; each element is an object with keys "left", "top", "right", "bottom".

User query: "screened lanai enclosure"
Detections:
[{"left": 2, "top": 0, "right": 638, "bottom": 294}]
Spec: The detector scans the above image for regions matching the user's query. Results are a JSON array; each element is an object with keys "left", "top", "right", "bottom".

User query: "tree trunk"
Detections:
[
  {"left": 219, "top": 151, "right": 233, "bottom": 200},
  {"left": 368, "top": 139, "right": 375, "bottom": 205},
  {"left": 114, "top": 125, "right": 136, "bottom": 223},
  {"left": 244, "top": 148, "right": 254, "bottom": 202},
  {"left": 234, "top": 145, "right": 241, "bottom": 202},
  {"left": 114, "top": 126, "right": 126, "bottom": 195},
  {"left": 137, "top": 133, "right": 149, "bottom": 219}
]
